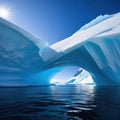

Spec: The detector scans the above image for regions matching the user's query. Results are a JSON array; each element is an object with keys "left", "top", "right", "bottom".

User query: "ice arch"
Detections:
[
  {"left": 43, "top": 13, "right": 120, "bottom": 85},
  {"left": 45, "top": 36, "right": 120, "bottom": 86},
  {"left": 0, "top": 12, "right": 120, "bottom": 86}
]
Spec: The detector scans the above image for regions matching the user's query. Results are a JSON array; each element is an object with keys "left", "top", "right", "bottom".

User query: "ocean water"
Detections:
[{"left": 0, "top": 85, "right": 120, "bottom": 120}]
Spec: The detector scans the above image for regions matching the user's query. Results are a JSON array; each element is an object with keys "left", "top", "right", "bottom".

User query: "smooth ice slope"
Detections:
[{"left": 0, "top": 12, "right": 120, "bottom": 86}]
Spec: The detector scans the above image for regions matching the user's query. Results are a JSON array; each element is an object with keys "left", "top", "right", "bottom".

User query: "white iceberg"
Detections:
[{"left": 0, "top": 12, "right": 120, "bottom": 86}]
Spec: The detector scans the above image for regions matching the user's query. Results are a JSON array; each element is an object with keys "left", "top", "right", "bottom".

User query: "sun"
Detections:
[{"left": 0, "top": 6, "right": 11, "bottom": 19}]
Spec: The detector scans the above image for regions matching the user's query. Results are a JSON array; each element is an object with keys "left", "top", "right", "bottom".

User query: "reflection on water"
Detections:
[{"left": 0, "top": 85, "right": 120, "bottom": 120}]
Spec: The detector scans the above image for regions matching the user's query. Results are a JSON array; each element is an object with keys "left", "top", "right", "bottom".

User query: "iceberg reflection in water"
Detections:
[{"left": 0, "top": 85, "right": 120, "bottom": 120}]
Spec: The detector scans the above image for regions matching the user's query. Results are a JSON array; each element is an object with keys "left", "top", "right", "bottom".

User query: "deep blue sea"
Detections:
[{"left": 0, "top": 85, "right": 120, "bottom": 120}]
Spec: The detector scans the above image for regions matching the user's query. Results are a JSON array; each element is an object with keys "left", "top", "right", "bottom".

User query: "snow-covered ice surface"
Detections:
[
  {"left": 49, "top": 13, "right": 120, "bottom": 56},
  {"left": 0, "top": 12, "right": 120, "bottom": 86}
]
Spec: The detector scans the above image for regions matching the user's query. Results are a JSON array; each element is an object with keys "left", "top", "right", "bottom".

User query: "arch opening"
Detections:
[{"left": 50, "top": 66, "right": 95, "bottom": 85}]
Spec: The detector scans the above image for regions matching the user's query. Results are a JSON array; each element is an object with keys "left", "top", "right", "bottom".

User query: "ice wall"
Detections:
[{"left": 0, "top": 17, "right": 50, "bottom": 86}]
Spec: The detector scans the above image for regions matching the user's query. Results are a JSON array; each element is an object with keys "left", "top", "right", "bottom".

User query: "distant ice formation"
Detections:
[
  {"left": 0, "top": 12, "right": 120, "bottom": 86},
  {"left": 66, "top": 68, "right": 94, "bottom": 85}
]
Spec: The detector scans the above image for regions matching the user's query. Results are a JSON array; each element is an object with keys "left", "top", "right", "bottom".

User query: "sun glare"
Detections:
[{"left": 0, "top": 6, "right": 11, "bottom": 19}]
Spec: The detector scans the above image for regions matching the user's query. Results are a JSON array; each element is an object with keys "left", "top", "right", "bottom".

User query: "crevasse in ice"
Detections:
[{"left": 0, "top": 12, "right": 120, "bottom": 86}]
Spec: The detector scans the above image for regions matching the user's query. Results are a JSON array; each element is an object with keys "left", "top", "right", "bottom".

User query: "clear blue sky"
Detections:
[{"left": 1, "top": 0, "right": 120, "bottom": 44}]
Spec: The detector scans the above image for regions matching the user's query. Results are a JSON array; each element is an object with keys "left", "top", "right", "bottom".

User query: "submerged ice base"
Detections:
[{"left": 0, "top": 12, "right": 120, "bottom": 86}]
